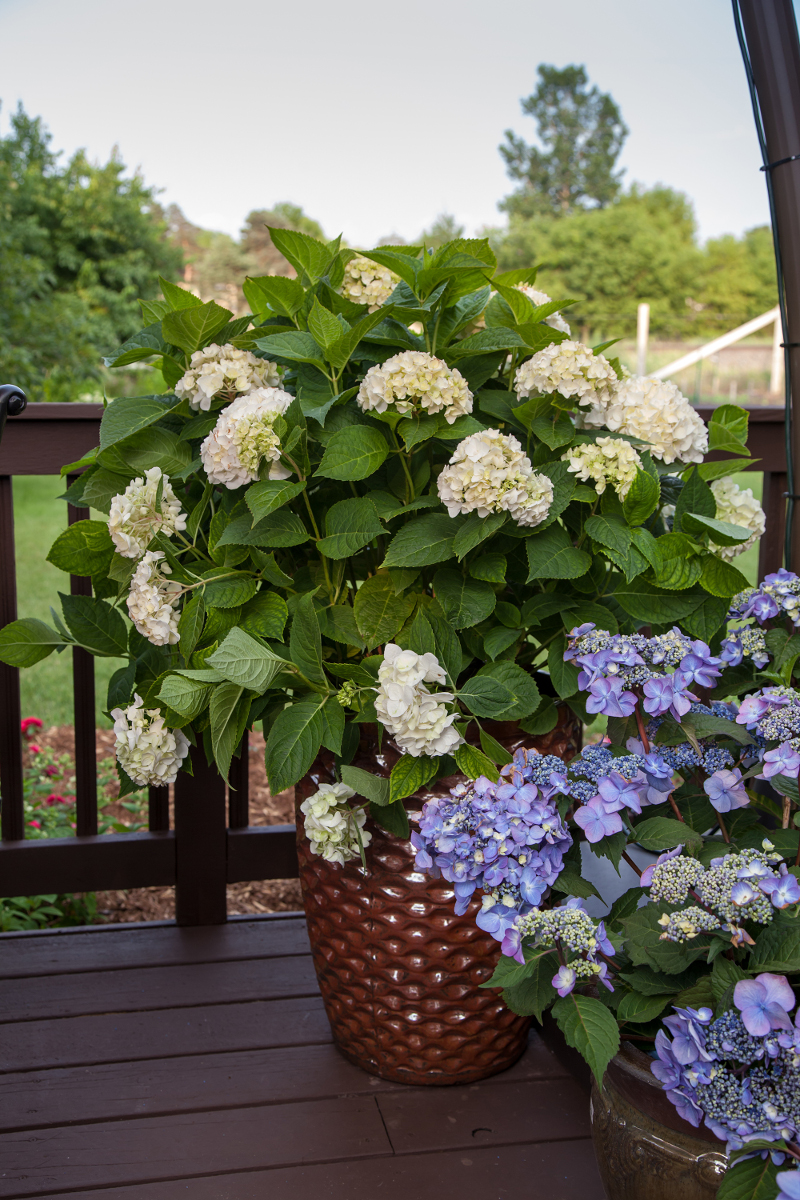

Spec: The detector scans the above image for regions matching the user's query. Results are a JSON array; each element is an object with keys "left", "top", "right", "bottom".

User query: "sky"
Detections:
[{"left": 0, "top": 0, "right": 779, "bottom": 248}]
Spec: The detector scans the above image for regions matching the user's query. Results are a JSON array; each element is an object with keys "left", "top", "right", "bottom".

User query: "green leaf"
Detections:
[
  {"left": 651, "top": 533, "right": 702, "bottom": 590},
  {"left": 616, "top": 991, "right": 673, "bottom": 1024},
  {"left": 201, "top": 570, "right": 258, "bottom": 608},
  {"left": 290, "top": 594, "right": 326, "bottom": 686},
  {"left": 47, "top": 520, "right": 114, "bottom": 577},
  {"left": 470, "top": 553, "right": 506, "bottom": 583},
  {"left": 548, "top": 635, "right": 579, "bottom": 700},
  {"left": 483, "top": 625, "right": 523, "bottom": 660},
  {"left": 243, "top": 275, "right": 306, "bottom": 319},
  {"left": 158, "top": 675, "right": 212, "bottom": 720},
  {"left": 209, "top": 682, "right": 248, "bottom": 781},
  {"left": 717, "top": 1152, "right": 778, "bottom": 1200},
  {"left": 458, "top": 662, "right": 540, "bottom": 719},
  {"left": 452, "top": 511, "right": 507, "bottom": 560},
  {"left": 750, "top": 923, "right": 800, "bottom": 973},
  {"left": 708, "top": 404, "right": 749, "bottom": 455},
  {"left": 308, "top": 298, "right": 346, "bottom": 350},
  {"left": 614, "top": 581, "right": 703, "bottom": 624},
  {"left": 633, "top": 816, "right": 702, "bottom": 854},
  {"left": 219, "top": 511, "right": 310, "bottom": 551},
  {"left": 682, "top": 513, "right": 753, "bottom": 546},
  {"left": 78, "top": 468, "right": 133, "bottom": 515},
  {"left": 398, "top": 414, "right": 441, "bottom": 450},
  {"left": 317, "top": 497, "right": 383, "bottom": 559},
  {"left": 520, "top": 697, "right": 559, "bottom": 736},
  {"left": 340, "top": 764, "right": 390, "bottom": 805},
  {"left": 354, "top": 574, "right": 415, "bottom": 650},
  {"left": 479, "top": 728, "right": 514, "bottom": 766},
  {"left": 267, "top": 226, "right": 338, "bottom": 284},
  {"left": 265, "top": 696, "right": 326, "bottom": 793},
  {"left": 177, "top": 593, "right": 205, "bottom": 661},
  {"left": 159, "top": 276, "right": 203, "bottom": 310},
  {"left": 318, "top": 696, "right": 345, "bottom": 755},
  {"left": 526, "top": 525, "right": 591, "bottom": 581},
  {"left": 552, "top": 993, "right": 620, "bottom": 1088},
  {"left": 98, "top": 396, "right": 180, "bottom": 453},
  {"left": 501, "top": 950, "right": 559, "bottom": 1021},
  {"left": 0, "top": 618, "right": 64, "bottom": 667},
  {"left": 623, "top": 470, "right": 660, "bottom": 526},
  {"left": 432, "top": 569, "right": 496, "bottom": 630},
  {"left": 316, "top": 427, "right": 389, "bottom": 480},
  {"left": 711, "top": 955, "right": 747, "bottom": 1003},
  {"left": 239, "top": 592, "right": 288, "bottom": 641},
  {"left": 674, "top": 468, "right": 716, "bottom": 532},
  {"left": 383, "top": 514, "right": 459, "bottom": 569},
  {"left": 530, "top": 409, "right": 575, "bottom": 450},
  {"left": 453, "top": 743, "right": 500, "bottom": 782},
  {"left": 698, "top": 457, "right": 759, "bottom": 482},
  {"left": 550, "top": 866, "right": 602, "bottom": 901},
  {"left": 162, "top": 301, "right": 231, "bottom": 355},
  {"left": 59, "top": 594, "right": 127, "bottom": 657},
  {"left": 206, "top": 627, "right": 285, "bottom": 691},
  {"left": 389, "top": 755, "right": 438, "bottom": 803},
  {"left": 700, "top": 555, "right": 751, "bottom": 599},
  {"left": 255, "top": 330, "right": 327, "bottom": 370},
  {"left": 606, "top": 887, "right": 645, "bottom": 929},
  {"left": 371, "top": 798, "right": 410, "bottom": 839},
  {"left": 245, "top": 480, "right": 306, "bottom": 525},
  {"left": 325, "top": 605, "right": 366, "bottom": 649},
  {"left": 98, "top": 425, "right": 192, "bottom": 478},
  {"left": 585, "top": 514, "right": 632, "bottom": 559}
]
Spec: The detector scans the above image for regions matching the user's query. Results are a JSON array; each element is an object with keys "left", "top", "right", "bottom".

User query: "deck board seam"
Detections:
[
  {"left": 0, "top": 991, "right": 324, "bottom": 1026},
  {"left": 0, "top": 950, "right": 314, "bottom": 982}
]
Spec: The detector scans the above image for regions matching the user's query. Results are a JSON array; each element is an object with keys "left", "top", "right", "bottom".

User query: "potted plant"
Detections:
[
  {"left": 411, "top": 575, "right": 800, "bottom": 1196},
  {"left": 0, "top": 228, "right": 765, "bottom": 1085}
]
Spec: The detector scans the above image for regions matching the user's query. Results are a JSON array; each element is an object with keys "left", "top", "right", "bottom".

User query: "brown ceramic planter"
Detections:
[
  {"left": 591, "top": 1042, "right": 727, "bottom": 1200},
  {"left": 295, "top": 708, "right": 581, "bottom": 1086}
]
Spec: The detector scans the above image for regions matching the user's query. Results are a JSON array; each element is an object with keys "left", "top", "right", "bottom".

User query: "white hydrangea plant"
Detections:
[{"left": 111, "top": 694, "right": 190, "bottom": 787}]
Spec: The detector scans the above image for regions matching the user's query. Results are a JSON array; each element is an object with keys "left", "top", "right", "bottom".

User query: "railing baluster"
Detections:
[
  {"left": 228, "top": 733, "right": 249, "bottom": 830},
  {"left": 174, "top": 745, "right": 227, "bottom": 925},
  {"left": 758, "top": 470, "right": 788, "bottom": 577},
  {"left": 67, "top": 480, "right": 97, "bottom": 838},
  {"left": 148, "top": 786, "right": 170, "bottom": 832},
  {"left": 0, "top": 476, "right": 24, "bottom": 841}
]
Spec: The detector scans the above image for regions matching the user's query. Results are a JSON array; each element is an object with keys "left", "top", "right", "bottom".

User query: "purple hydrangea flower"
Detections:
[
  {"left": 734, "top": 974, "right": 795, "bottom": 1037},
  {"left": 777, "top": 1170, "right": 800, "bottom": 1200},
  {"left": 597, "top": 771, "right": 646, "bottom": 815},
  {"left": 552, "top": 965, "right": 576, "bottom": 997},
  {"left": 759, "top": 867, "right": 800, "bottom": 909},
  {"left": 642, "top": 675, "right": 695, "bottom": 721},
  {"left": 749, "top": 593, "right": 781, "bottom": 622},
  {"left": 761, "top": 742, "right": 800, "bottom": 780},
  {"left": 640, "top": 844, "right": 683, "bottom": 888},
  {"left": 573, "top": 798, "right": 624, "bottom": 843},
  {"left": 585, "top": 676, "right": 638, "bottom": 718},
  {"left": 678, "top": 641, "right": 723, "bottom": 688},
  {"left": 703, "top": 767, "right": 749, "bottom": 813},
  {"left": 720, "top": 635, "right": 744, "bottom": 666}
]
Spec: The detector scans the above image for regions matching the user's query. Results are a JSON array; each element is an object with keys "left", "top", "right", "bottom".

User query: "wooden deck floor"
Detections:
[{"left": 0, "top": 914, "right": 606, "bottom": 1199}]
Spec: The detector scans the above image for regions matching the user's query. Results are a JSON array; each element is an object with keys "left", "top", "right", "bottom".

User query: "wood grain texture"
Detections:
[
  {"left": 0, "top": 916, "right": 310, "bottom": 980},
  {"left": 0, "top": 996, "right": 331, "bottom": 1073},
  {"left": 0, "top": 955, "right": 319, "bottom": 1022},
  {"left": 39, "top": 1141, "right": 606, "bottom": 1200}
]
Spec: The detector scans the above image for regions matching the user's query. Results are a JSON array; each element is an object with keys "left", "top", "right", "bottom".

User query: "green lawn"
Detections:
[
  {"left": 10, "top": 471, "right": 767, "bottom": 730},
  {"left": 13, "top": 476, "right": 118, "bottom": 728}
]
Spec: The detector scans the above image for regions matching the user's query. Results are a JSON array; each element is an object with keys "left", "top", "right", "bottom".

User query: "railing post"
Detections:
[
  {"left": 228, "top": 733, "right": 250, "bottom": 829},
  {"left": 759, "top": 470, "right": 789, "bottom": 578},
  {"left": 67, "top": 481, "right": 98, "bottom": 837},
  {"left": 148, "top": 786, "right": 170, "bottom": 832},
  {"left": 0, "top": 476, "right": 24, "bottom": 841},
  {"left": 174, "top": 744, "right": 227, "bottom": 925}
]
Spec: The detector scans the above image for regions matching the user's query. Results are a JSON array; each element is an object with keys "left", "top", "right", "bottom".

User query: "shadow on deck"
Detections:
[{"left": 0, "top": 915, "right": 605, "bottom": 1198}]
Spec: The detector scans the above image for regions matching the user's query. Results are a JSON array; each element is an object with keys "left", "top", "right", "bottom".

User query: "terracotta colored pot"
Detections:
[
  {"left": 591, "top": 1042, "right": 727, "bottom": 1199},
  {"left": 294, "top": 708, "right": 581, "bottom": 1085}
]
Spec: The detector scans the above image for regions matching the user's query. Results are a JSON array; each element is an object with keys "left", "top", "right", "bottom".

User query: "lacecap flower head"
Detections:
[
  {"left": 108, "top": 467, "right": 187, "bottom": 560},
  {"left": 175, "top": 343, "right": 281, "bottom": 411},
  {"left": 437, "top": 428, "right": 553, "bottom": 527},
  {"left": 111, "top": 694, "right": 189, "bottom": 787},
  {"left": 358, "top": 351, "right": 472, "bottom": 424},
  {"left": 200, "top": 387, "right": 294, "bottom": 489}
]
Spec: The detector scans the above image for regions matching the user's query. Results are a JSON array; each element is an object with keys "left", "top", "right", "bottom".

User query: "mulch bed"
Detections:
[{"left": 30, "top": 726, "right": 302, "bottom": 923}]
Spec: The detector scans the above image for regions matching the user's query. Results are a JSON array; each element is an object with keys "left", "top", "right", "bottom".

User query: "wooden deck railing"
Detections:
[{"left": 0, "top": 403, "right": 788, "bottom": 923}]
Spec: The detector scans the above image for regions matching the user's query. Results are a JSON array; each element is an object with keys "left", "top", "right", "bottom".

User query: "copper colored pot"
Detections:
[
  {"left": 591, "top": 1043, "right": 727, "bottom": 1200},
  {"left": 295, "top": 709, "right": 581, "bottom": 1085}
]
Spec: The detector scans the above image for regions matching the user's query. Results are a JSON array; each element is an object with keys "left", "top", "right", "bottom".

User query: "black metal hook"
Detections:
[{"left": 0, "top": 385, "right": 27, "bottom": 446}]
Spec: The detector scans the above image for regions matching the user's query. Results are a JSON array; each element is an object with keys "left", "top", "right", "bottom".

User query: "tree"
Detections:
[
  {"left": 421, "top": 213, "right": 465, "bottom": 249},
  {"left": 240, "top": 204, "right": 325, "bottom": 276},
  {"left": 499, "top": 64, "right": 628, "bottom": 219},
  {"left": 0, "top": 104, "right": 182, "bottom": 400},
  {"left": 694, "top": 225, "right": 777, "bottom": 327}
]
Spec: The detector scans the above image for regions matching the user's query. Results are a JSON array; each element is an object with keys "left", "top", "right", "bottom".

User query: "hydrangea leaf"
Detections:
[
  {"left": 614, "top": 581, "right": 703, "bottom": 624},
  {"left": 501, "top": 950, "right": 560, "bottom": 1022},
  {"left": 622, "top": 469, "right": 660, "bottom": 525},
  {"left": 354, "top": 574, "right": 415, "bottom": 650},
  {"left": 674, "top": 467, "right": 716, "bottom": 531},
  {"left": 47, "top": 519, "right": 115, "bottom": 578},
  {"left": 548, "top": 635, "right": 579, "bottom": 700},
  {"left": 162, "top": 301, "right": 232, "bottom": 356},
  {"left": 452, "top": 511, "right": 507, "bottom": 560},
  {"left": 616, "top": 991, "right": 673, "bottom": 1024},
  {"left": 526, "top": 525, "right": 591, "bottom": 582},
  {"left": 699, "top": 555, "right": 751, "bottom": 599},
  {"left": 632, "top": 816, "right": 702, "bottom": 854},
  {"left": 749, "top": 924, "right": 800, "bottom": 974},
  {"left": 470, "top": 553, "right": 506, "bottom": 583},
  {"left": 177, "top": 593, "right": 205, "bottom": 661},
  {"left": 340, "top": 765, "right": 390, "bottom": 806},
  {"left": 383, "top": 514, "right": 460, "bottom": 569},
  {"left": 389, "top": 755, "right": 438, "bottom": 804},
  {"left": 58, "top": 594, "right": 127, "bottom": 658},
  {"left": 206, "top": 628, "right": 286, "bottom": 692},
  {"left": 552, "top": 993, "right": 620, "bottom": 1087},
  {"left": 317, "top": 497, "right": 383, "bottom": 560},
  {"left": 265, "top": 696, "right": 326, "bottom": 793},
  {"left": 457, "top": 661, "right": 540, "bottom": 720},
  {"left": 0, "top": 618, "right": 65, "bottom": 668},
  {"left": 239, "top": 592, "right": 288, "bottom": 642},
  {"left": 453, "top": 743, "right": 499, "bottom": 782},
  {"left": 682, "top": 512, "right": 753, "bottom": 545},
  {"left": 209, "top": 682, "right": 250, "bottom": 782},
  {"left": 316, "top": 427, "right": 389, "bottom": 481},
  {"left": 716, "top": 1151, "right": 778, "bottom": 1200},
  {"left": 370, "top": 797, "right": 410, "bottom": 838},
  {"left": 158, "top": 675, "right": 212, "bottom": 721},
  {"left": 245, "top": 480, "right": 306, "bottom": 525},
  {"left": 707, "top": 404, "right": 749, "bottom": 456},
  {"left": 432, "top": 569, "right": 496, "bottom": 630}
]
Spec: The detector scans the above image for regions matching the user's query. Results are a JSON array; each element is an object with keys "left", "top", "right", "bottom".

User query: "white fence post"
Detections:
[
  {"left": 636, "top": 303, "right": 650, "bottom": 377},
  {"left": 771, "top": 313, "right": 784, "bottom": 396}
]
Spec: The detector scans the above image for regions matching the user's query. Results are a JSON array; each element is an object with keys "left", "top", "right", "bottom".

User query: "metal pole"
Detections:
[
  {"left": 735, "top": 0, "right": 800, "bottom": 568},
  {"left": 636, "top": 303, "right": 650, "bottom": 377}
]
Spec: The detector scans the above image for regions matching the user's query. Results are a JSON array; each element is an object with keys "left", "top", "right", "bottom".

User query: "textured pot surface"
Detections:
[
  {"left": 591, "top": 1043, "right": 727, "bottom": 1200},
  {"left": 295, "top": 709, "right": 581, "bottom": 1085}
]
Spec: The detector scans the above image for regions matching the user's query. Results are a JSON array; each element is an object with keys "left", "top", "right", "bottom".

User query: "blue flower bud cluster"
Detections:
[
  {"left": 504, "top": 897, "right": 616, "bottom": 991},
  {"left": 653, "top": 996, "right": 800, "bottom": 1153},
  {"left": 723, "top": 570, "right": 800, "bottom": 667},
  {"left": 410, "top": 755, "right": 572, "bottom": 937}
]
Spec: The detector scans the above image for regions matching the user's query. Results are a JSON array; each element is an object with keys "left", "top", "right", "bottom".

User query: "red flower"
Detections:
[
  {"left": 28, "top": 744, "right": 41, "bottom": 755},
  {"left": 28, "top": 820, "right": 41, "bottom": 829},
  {"left": 21, "top": 717, "right": 43, "bottom": 736},
  {"left": 45, "top": 794, "right": 68, "bottom": 806},
  {"left": 44, "top": 765, "right": 59, "bottom": 777}
]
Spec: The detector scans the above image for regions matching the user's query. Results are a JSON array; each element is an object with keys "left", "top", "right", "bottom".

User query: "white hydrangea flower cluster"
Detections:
[
  {"left": 111, "top": 694, "right": 190, "bottom": 787},
  {"left": 563, "top": 436, "right": 643, "bottom": 499},
  {"left": 127, "top": 550, "right": 182, "bottom": 646},
  {"left": 300, "top": 781, "right": 372, "bottom": 865},
  {"left": 580, "top": 375, "right": 708, "bottom": 465},
  {"left": 437, "top": 429, "right": 554, "bottom": 527},
  {"left": 709, "top": 476, "right": 766, "bottom": 561},
  {"left": 357, "top": 351, "right": 472, "bottom": 424},
  {"left": 515, "top": 341, "right": 617, "bottom": 407},
  {"left": 516, "top": 285, "right": 571, "bottom": 335},
  {"left": 107, "top": 467, "right": 187, "bottom": 560},
  {"left": 340, "top": 254, "right": 399, "bottom": 312},
  {"left": 200, "top": 387, "right": 294, "bottom": 489},
  {"left": 175, "top": 344, "right": 281, "bottom": 411},
  {"left": 375, "top": 644, "right": 463, "bottom": 758}
]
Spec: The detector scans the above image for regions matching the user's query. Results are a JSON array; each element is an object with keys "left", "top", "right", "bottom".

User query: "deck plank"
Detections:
[
  {"left": 0, "top": 1098, "right": 393, "bottom": 1197},
  {"left": 34, "top": 1141, "right": 605, "bottom": 1200},
  {"left": 0, "top": 955, "right": 319, "bottom": 1023},
  {"left": 0, "top": 916, "right": 309, "bottom": 979},
  {"left": 0, "top": 1034, "right": 565, "bottom": 1131},
  {"left": 0, "top": 997, "right": 331, "bottom": 1073}
]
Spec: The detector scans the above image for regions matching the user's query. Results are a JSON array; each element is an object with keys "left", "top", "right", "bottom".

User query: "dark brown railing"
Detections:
[{"left": 0, "top": 403, "right": 789, "bottom": 924}]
